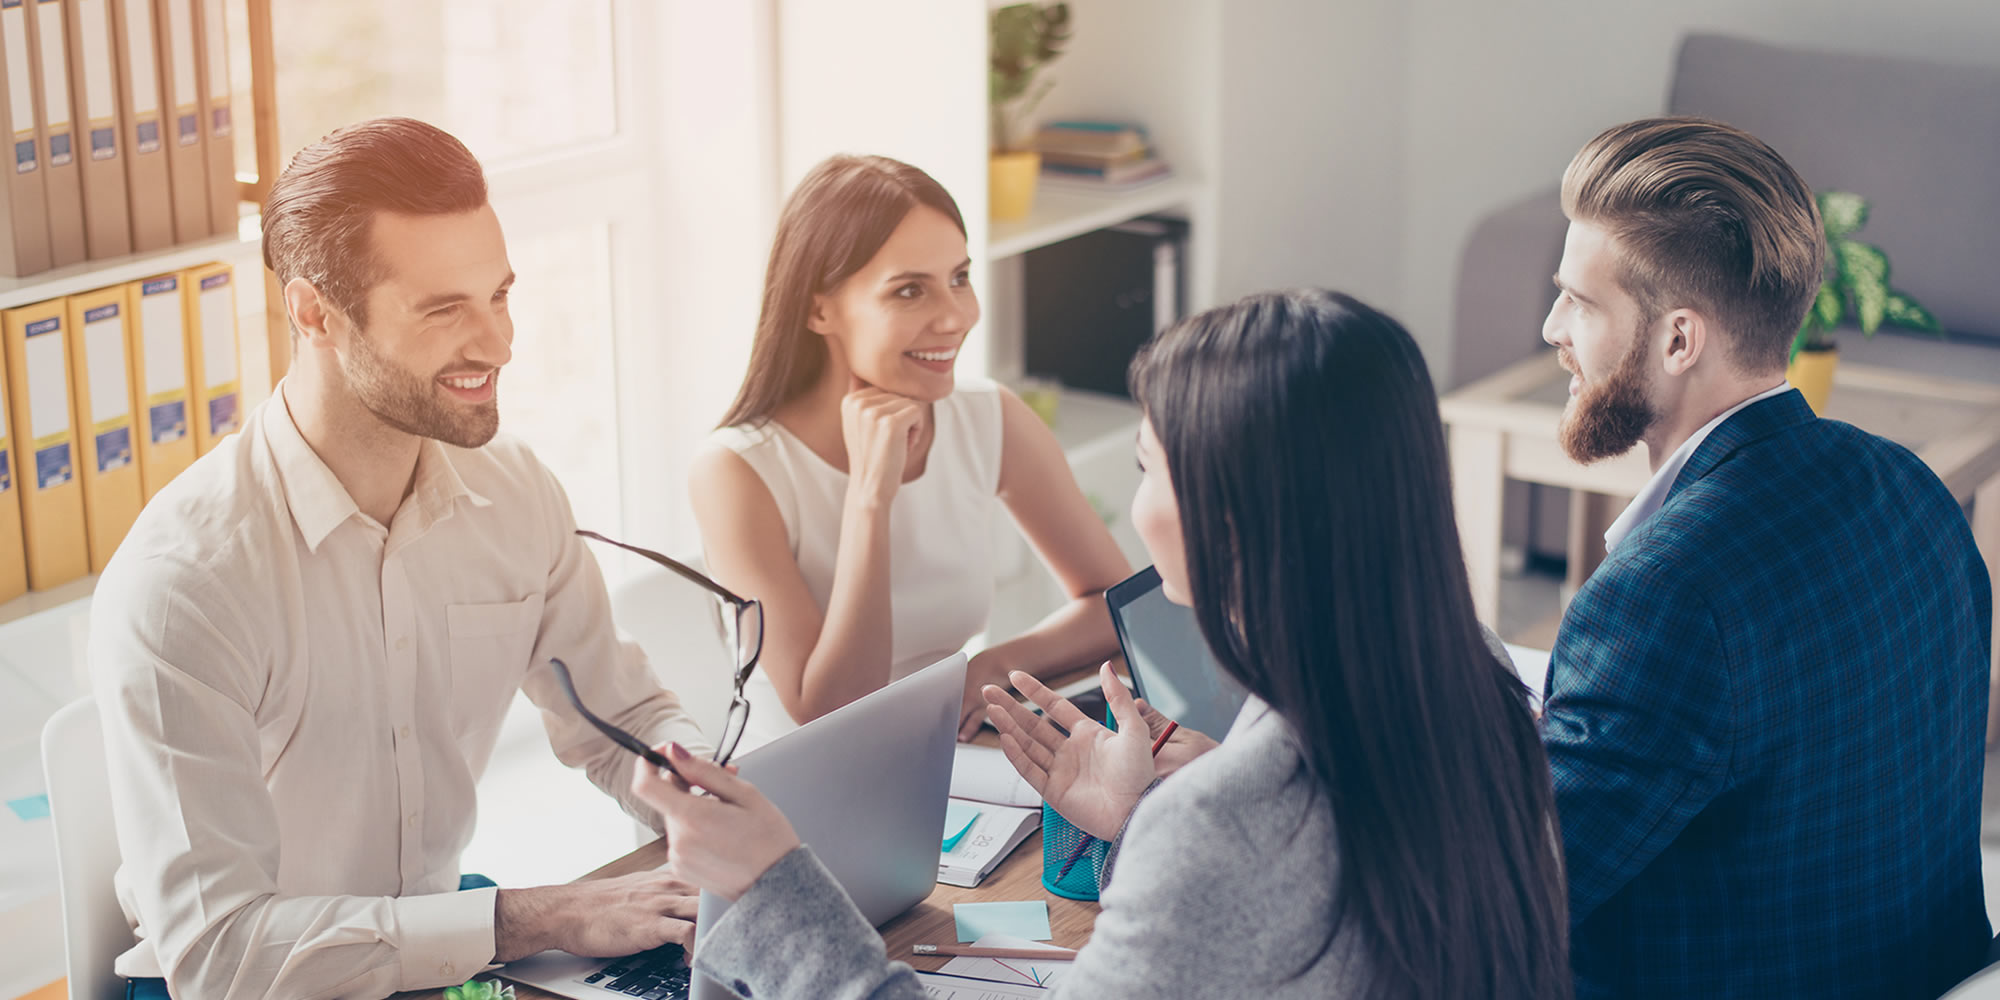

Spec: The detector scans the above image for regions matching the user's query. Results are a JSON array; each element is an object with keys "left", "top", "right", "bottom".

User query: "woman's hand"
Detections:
[
  {"left": 630, "top": 744, "right": 802, "bottom": 902},
  {"left": 982, "top": 664, "right": 1158, "bottom": 841},
  {"left": 1132, "top": 695, "right": 1221, "bottom": 779},
  {"left": 959, "top": 649, "right": 1014, "bottom": 741},
  {"left": 840, "top": 375, "right": 925, "bottom": 504}
]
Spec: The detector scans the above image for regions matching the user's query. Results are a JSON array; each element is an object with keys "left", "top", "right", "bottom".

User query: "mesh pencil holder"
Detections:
[{"left": 1041, "top": 803, "right": 1109, "bottom": 900}]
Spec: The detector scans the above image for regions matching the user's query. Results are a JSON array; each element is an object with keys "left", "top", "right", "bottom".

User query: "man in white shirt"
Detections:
[{"left": 91, "top": 117, "right": 713, "bottom": 1000}]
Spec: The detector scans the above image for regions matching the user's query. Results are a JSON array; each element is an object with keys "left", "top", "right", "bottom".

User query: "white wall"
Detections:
[
  {"left": 1397, "top": 0, "right": 2000, "bottom": 383},
  {"left": 1213, "top": 0, "right": 1408, "bottom": 313}
]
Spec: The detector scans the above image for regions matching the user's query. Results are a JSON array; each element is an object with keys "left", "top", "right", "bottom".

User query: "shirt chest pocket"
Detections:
[{"left": 446, "top": 595, "right": 545, "bottom": 739}]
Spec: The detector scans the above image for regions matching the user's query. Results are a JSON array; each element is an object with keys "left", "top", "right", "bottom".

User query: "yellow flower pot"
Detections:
[
  {"left": 989, "top": 151, "right": 1041, "bottom": 221},
  {"left": 1787, "top": 346, "right": 1838, "bottom": 415}
]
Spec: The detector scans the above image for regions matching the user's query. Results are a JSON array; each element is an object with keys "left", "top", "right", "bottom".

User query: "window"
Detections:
[{"left": 241, "top": 0, "right": 660, "bottom": 554}]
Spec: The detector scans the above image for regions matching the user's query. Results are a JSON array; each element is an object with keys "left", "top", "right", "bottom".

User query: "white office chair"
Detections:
[
  {"left": 41, "top": 696, "right": 137, "bottom": 1000},
  {"left": 609, "top": 562, "right": 736, "bottom": 741}
]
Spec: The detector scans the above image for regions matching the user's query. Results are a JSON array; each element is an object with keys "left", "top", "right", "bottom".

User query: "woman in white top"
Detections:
[{"left": 690, "top": 154, "right": 1131, "bottom": 751}]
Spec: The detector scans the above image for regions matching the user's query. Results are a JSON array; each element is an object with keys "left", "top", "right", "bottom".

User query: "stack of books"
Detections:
[{"left": 1033, "top": 121, "right": 1172, "bottom": 191}]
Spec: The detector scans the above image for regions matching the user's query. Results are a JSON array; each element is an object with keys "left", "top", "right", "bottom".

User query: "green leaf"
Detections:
[
  {"left": 1812, "top": 282, "right": 1843, "bottom": 330},
  {"left": 1834, "top": 240, "right": 1890, "bottom": 333},
  {"left": 1883, "top": 290, "right": 1944, "bottom": 334},
  {"left": 1818, "top": 191, "right": 1869, "bottom": 238}
]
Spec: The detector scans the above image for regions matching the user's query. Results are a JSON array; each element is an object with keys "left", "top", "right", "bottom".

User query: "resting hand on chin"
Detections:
[{"left": 630, "top": 743, "right": 802, "bottom": 902}]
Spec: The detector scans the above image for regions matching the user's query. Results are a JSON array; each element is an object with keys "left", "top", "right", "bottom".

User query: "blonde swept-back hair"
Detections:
[{"left": 1561, "top": 116, "right": 1824, "bottom": 373}]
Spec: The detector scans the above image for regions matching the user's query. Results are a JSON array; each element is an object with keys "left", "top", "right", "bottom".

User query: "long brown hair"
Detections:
[{"left": 718, "top": 155, "right": 967, "bottom": 428}]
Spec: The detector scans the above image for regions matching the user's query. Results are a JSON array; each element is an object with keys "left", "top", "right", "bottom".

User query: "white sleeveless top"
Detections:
[{"left": 708, "top": 379, "right": 1004, "bottom": 752}]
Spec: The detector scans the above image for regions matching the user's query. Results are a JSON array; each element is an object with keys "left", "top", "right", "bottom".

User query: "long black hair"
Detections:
[{"left": 1129, "top": 289, "right": 1570, "bottom": 999}]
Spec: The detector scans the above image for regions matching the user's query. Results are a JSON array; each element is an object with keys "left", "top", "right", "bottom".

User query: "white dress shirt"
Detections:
[
  {"left": 1602, "top": 381, "right": 1793, "bottom": 553},
  {"left": 89, "top": 388, "right": 711, "bottom": 999}
]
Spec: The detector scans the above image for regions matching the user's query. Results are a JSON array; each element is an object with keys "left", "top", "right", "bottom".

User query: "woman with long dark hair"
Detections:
[
  {"left": 642, "top": 289, "right": 1571, "bottom": 998},
  {"left": 690, "top": 154, "right": 1131, "bottom": 751}
]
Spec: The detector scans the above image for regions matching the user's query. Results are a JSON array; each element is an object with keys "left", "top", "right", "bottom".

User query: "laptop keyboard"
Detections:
[{"left": 581, "top": 943, "right": 691, "bottom": 998}]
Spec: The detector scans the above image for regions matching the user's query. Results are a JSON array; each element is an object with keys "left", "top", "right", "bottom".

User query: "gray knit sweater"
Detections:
[{"left": 692, "top": 698, "right": 1367, "bottom": 998}]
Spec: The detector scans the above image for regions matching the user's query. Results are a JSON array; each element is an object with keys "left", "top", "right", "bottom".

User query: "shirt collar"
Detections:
[
  {"left": 1603, "top": 381, "right": 1792, "bottom": 553},
  {"left": 265, "top": 382, "right": 493, "bottom": 553}
]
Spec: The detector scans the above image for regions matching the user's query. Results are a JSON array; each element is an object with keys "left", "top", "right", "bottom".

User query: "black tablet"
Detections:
[{"left": 1105, "top": 566, "right": 1248, "bottom": 740}]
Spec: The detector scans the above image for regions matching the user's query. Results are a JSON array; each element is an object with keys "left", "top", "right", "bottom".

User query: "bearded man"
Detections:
[
  {"left": 91, "top": 118, "right": 711, "bottom": 1000},
  {"left": 1536, "top": 116, "right": 1991, "bottom": 1000}
]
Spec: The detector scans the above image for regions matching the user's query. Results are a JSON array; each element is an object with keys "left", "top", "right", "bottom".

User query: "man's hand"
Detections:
[{"left": 492, "top": 870, "right": 699, "bottom": 963}]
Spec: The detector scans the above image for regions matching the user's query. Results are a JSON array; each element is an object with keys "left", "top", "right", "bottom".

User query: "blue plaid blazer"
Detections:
[{"left": 1542, "top": 388, "right": 1992, "bottom": 999}]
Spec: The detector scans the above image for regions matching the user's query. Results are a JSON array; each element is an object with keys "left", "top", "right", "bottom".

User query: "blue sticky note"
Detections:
[
  {"left": 954, "top": 901, "right": 1052, "bottom": 943},
  {"left": 6, "top": 794, "right": 50, "bottom": 821},
  {"left": 942, "top": 802, "right": 981, "bottom": 851}
]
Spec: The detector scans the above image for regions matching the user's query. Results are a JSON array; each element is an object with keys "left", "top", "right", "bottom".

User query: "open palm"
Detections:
[{"left": 982, "top": 665, "right": 1158, "bottom": 840}]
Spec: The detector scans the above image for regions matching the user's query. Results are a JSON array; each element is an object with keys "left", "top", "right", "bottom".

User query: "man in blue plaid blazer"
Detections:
[{"left": 1538, "top": 117, "right": 1992, "bottom": 999}]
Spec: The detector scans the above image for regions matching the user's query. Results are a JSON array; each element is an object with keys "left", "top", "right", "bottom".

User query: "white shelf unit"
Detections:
[
  {"left": 987, "top": 174, "right": 1205, "bottom": 261},
  {"left": 0, "top": 214, "right": 263, "bottom": 310}
]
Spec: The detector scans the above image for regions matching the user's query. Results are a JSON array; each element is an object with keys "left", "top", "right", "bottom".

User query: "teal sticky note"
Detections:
[
  {"left": 954, "top": 900, "right": 1052, "bottom": 943},
  {"left": 6, "top": 794, "right": 50, "bottom": 821},
  {"left": 942, "top": 802, "right": 980, "bottom": 851}
]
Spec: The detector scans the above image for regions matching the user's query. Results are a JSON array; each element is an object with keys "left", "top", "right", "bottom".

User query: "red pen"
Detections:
[{"left": 1054, "top": 720, "right": 1179, "bottom": 882}]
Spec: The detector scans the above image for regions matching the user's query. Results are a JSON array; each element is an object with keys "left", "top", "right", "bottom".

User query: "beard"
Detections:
[
  {"left": 1558, "top": 322, "right": 1657, "bottom": 464},
  {"left": 342, "top": 326, "right": 500, "bottom": 449}
]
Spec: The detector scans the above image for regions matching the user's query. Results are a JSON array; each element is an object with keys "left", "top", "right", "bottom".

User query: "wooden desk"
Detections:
[
  {"left": 1440, "top": 350, "right": 2000, "bottom": 736},
  {"left": 398, "top": 748, "right": 1099, "bottom": 997}
]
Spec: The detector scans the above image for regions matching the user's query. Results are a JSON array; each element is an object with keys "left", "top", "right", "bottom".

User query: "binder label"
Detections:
[
  {"left": 211, "top": 104, "right": 230, "bottom": 137},
  {"left": 0, "top": 446, "right": 10, "bottom": 492},
  {"left": 207, "top": 391, "right": 236, "bottom": 435},
  {"left": 84, "top": 303, "right": 118, "bottom": 323},
  {"left": 12, "top": 139, "right": 31, "bottom": 173},
  {"left": 135, "top": 119, "right": 159, "bottom": 153},
  {"left": 177, "top": 112, "right": 196, "bottom": 146},
  {"left": 142, "top": 276, "right": 176, "bottom": 294},
  {"left": 199, "top": 271, "right": 228, "bottom": 291},
  {"left": 148, "top": 398, "right": 185, "bottom": 443},
  {"left": 48, "top": 131, "right": 69, "bottom": 166},
  {"left": 90, "top": 127, "right": 114, "bottom": 159},
  {"left": 2, "top": 0, "right": 27, "bottom": 144},
  {"left": 95, "top": 424, "right": 130, "bottom": 472},
  {"left": 34, "top": 439, "right": 69, "bottom": 488}
]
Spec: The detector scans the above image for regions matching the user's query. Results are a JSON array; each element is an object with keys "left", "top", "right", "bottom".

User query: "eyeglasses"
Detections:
[{"left": 552, "top": 530, "right": 764, "bottom": 770}]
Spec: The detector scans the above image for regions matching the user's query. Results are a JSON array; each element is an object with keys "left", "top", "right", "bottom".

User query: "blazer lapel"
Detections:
[{"left": 1666, "top": 389, "right": 1818, "bottom": 501}]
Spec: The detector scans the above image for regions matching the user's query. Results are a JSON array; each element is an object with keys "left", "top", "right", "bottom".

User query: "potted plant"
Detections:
[
  {"left": 988, "top": 2, "right": 1071, "bottom": 221},
  {"left": 1787, "top": 190, "right": 1942, "bottom": 413}
]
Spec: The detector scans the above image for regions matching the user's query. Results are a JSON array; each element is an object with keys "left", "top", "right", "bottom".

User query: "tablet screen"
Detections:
[{"left": 1107, "top": 567, "right": 1249, "bottom": 740}]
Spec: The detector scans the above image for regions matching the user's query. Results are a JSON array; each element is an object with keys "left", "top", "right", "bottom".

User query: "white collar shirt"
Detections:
[
  {"left": 1602, "top": 381, "right": 1793, "bottom": 553},
  {"left": 90, "top": 387, "right": 711, "bottom": 998}
]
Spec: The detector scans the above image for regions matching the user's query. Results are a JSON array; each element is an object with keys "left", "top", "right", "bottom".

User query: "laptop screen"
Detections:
[{"left": 1106, "top": 567, "right": 1249, "bottom": 740}]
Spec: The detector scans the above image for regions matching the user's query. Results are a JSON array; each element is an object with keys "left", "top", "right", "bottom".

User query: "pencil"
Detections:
[
  {"left": 911, "top": 944, "right": 1081, "bottom": 960},
  {"left": 1053, "top": 721, "right": 1179, "bottom": 882}
]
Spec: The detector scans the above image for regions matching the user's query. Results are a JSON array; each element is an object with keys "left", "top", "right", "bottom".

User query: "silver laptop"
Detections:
[{"left": 502, "top": 652, "right": 965, "bottom": 1000}]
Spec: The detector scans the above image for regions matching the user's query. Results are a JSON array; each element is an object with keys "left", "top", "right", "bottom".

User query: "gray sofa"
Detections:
[{"left": 1452, "top": 32, "right": 2000, "bottom": 561}]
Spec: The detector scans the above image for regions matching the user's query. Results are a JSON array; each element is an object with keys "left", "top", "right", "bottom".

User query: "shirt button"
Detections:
[
  {"left": 440, "top": 962, "right": 453, "bottom": 976},
  {"left": 395, "top": 636, "right": 409, "bottom": 651},
  {"left": 408, "top": 814, "right": 420, "bottom": 829},
  {"left": 398, "top": 726, "right": 413, "bottom": 741}
]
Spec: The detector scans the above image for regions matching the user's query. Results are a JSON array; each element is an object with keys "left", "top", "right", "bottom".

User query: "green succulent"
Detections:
[
  {"left": 1790, "top": 191, "right": 1943, "bottom": 362},
  {"left": 443, "top": 979, "right": 514, "bottom": 1000},
  {"left": 989, "top": 2, "right": 1071, "bottom": 150}
]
